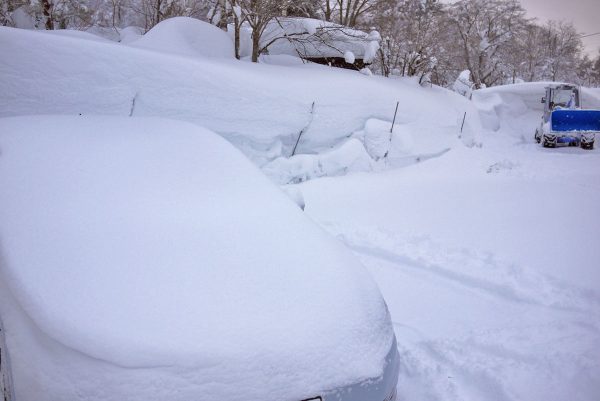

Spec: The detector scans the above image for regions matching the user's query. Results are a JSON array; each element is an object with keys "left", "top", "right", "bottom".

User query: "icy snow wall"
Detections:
[{"left": 473, "top": 82, "right": 600, "bottom": 139}]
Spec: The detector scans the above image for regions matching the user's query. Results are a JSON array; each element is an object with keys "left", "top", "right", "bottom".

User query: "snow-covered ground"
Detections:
[
  {"left": 1, "top": 17, "right": 600, "bottom": 401},
  {"left": 299, "top": 86, "right": 600, "bottom": 401}
]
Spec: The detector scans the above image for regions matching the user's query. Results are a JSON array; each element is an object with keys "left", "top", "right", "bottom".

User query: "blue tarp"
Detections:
[{"left": 551, "top": 109, "right": 600, "bottom": 132}]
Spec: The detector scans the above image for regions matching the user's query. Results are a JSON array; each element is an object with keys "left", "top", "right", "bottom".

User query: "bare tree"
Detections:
[
  {"left": 129, "top": 0, "right": 171, "bottom": 30},
  {"left": 125, "top": 0, "right": 210, "bottom": 31},
  {"left": 540, "top": 20, "right": 582, "bottom": 82},
  {"left": 577, "top": 54, "right": 596, "bottom": 87},
  {"left": 226, "top": 0, "right": 243, "bottom": 59},
  {"left": 510, "top": 22, "right": 546, "bottom": 82},
  {"left": 449, "top": 0, "right": 526, "bottom": 88},
  {"left": 593, "top": 51, "right": 600, "bottom": 86},
  {"left": 27, "top": 0, "right": 95, "bottom": 30},
  {"left": 284, "top": 0, "right": 321, "bottom": 18},
  {"left": 0, "top": 0, "right": 30, "bottom": 27},
  {"left": 373, "top": 0, "right": 443, "bottom": 82},
  {"left": 238, "top": 0, "right": 291, "bottom": 62},
  {"left": 318, "top": 0, "right": 379, "bottom": 27}
]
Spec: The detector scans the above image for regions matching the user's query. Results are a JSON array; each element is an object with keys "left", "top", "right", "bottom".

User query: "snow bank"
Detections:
[
  {"left": 0, "top": 25, "right": 481, "bottom": 178},
  {"left": 258, "top": 54, "right": 308, "bottom": 66},
  {"left": 41, "top": 29, "right": 112, "bottom": 43},
  {"left": 84, "top": 26, "right": 144, "bottom": 43},
  {"left": 117, "top": 26, "right": 144, "bottom": 43},
  {"left": 363, "top": 119, "right": 393, "bottom": 159},
  {"left": 358, "top": 116, "right": 473, "bottom": 159},
  {"left": 263, "top": 138, "right": 375, "bottom": 184},
  {"left": 131, "top": 17, "right": 234, "bottom": 58},
  {"left": 473, "top": 82, "right": 600, "bottom": 138},
  {"left": 262, "top": 116, "right": 469, "bottom": 185},
  {"left": 0, "top": 115, "right": 394, "bottom": 401}
]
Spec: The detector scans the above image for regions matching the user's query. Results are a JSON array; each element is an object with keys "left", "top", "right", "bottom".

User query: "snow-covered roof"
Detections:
[
  {"left": 242, "top": 17, "right": 380, "bottom": 62},
  {"left": 0, "top": 115, "right": 394, "bottom": 401}
]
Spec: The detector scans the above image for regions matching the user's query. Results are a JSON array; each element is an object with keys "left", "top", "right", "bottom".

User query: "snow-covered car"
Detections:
[{"left": 0, "top": 116, "right": 399, "bottom": 401}]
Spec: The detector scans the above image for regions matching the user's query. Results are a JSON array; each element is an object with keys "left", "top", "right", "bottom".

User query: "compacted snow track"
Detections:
[{"left": 300, "top": 126, "right": 600, "bottom": 401}]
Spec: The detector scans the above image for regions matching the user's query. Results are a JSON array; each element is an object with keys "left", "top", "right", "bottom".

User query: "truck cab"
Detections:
[{"left": 542, "top": 85, "right": 579, "bottom": 116}]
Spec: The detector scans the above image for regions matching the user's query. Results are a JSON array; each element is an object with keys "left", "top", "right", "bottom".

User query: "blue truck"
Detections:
[{"left": 534, "top": 84, "right": 599, "bottom": 150}]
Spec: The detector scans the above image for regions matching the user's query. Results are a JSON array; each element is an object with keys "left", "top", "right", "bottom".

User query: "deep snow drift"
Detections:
[
  {"left": 473, "top": 81, "right": 600, "bottom": 137},
  {"left": 0, "top": 20, "right": 481, "bottom": 182},
  {"left": 1, "top": 17, "right": 599, "bottom": 401},
  {"left": 0, "top": 116, "right": 394, "bottom": 401},
  {"left": 130, "top": 17, "right": 234, "bottom": 58}
]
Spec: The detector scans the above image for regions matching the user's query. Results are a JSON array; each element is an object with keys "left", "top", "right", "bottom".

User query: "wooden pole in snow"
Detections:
[
  {"left": 129, "top": 93, "right": 138, "bottom": 117},
  {"left": 390, "top": 101, "right": 399, "bottom": 133},
  {"left": 291, "top": 101, "right": 315, "bottom": 157},
  {"left": 385, "top": 102, "right": 400, "bottom": 160}
]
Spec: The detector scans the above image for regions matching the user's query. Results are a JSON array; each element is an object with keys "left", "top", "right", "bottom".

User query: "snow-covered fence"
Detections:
[{"left": 0, "top": 318, "right": 13, "bottom": 401}]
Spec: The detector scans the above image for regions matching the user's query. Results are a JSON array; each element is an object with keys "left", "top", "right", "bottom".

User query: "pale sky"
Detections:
[
  {"left": 519, "top": 0, "right": 600, "bottom": 57},
  {"left": 442, "top": 0, "right": 600, "bottom": 57}
]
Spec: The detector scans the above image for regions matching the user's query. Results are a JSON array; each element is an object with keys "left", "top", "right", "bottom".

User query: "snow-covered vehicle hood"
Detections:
[{"left": 0, "top": 116, "right": 396, "bottom": 401}]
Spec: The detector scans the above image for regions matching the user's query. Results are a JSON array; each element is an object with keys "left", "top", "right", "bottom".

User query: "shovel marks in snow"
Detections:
[
  {"left": 393, "top": 320, "right": 600, "bottom": 401},
  {"left": 322, "top": 223, "right": 600, "bottom": 314},
  {"left": 317, "top": 223, "right": 600, "bottom": 401}
]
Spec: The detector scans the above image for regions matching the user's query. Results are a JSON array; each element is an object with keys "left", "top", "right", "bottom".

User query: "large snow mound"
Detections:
[
  {"left": 0, "top": 26, "right": 481, "bottom": 176},
  {"left": 0, "top": 115, "right": 394, "bottom": 401},
  {"left": 473, "top": 82, "right": 600, "bottom": 137},
  {"left": 263, "top": 118, "right": 459, "bottom": 185},
  {"left": 131, "top": 17, "right": 234, "bottom": 58},
  {"left": 41, "top": 29, "right": 112, "bottom": 43}
]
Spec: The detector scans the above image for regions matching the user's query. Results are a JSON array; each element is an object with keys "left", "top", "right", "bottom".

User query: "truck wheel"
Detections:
[
  {"left": 581, "top": 142, "right": 594, "bottom": 150},
  {"left": 543, "top": 140, "right": 553, "bottom": 148}
]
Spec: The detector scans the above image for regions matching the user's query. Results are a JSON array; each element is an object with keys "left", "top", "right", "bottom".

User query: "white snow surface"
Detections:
[
  {"left": 84, "top": 26, "right": 144, "bottom": 44},
  {"left": 130, "top": 17, "right": 234, "bottom": 58},
  {"left": 298, "top": 82, "right": 600, "bottom": 401},
  {"left": 116, "top": 26, "right": 145, "bottom": 44},
  {"left": 0, "top": 23, "right": 480, "bottom": 173},
  {"left": 41, "top": 29, "right": 113, "bottom": 43},
  {"left": 263, "top": 138, "right": 375, "bottom": 184},
  {"left": 453, "top": 69, "right": 473, "bottom": 97},
  {"left": 2, "top": 19, "right": 600, "bottom": 401},
  {"left": 0, "top": 116, "right": 393, "bottom": 401},
  {"left": 344, "top": 51, "right": 355, "bottom": 64},
  {"left": 263, "top": 116, "right": 461, "bottom": 185}
]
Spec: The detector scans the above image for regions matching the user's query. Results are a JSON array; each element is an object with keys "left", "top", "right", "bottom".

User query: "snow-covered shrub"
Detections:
[{"left": 453, "top": 70, "right": 473, "bottom": 98}]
